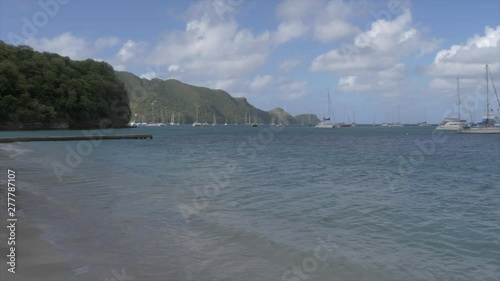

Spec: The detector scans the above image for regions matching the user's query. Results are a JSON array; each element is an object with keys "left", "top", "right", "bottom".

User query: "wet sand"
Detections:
[{"left": 1, "top": 146, "right": 70, "bottom": 280}]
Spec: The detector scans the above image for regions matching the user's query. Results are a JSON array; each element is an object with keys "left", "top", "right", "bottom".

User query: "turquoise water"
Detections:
[{"left": 2, "top": 125, "right": 499, "bottom": 280}]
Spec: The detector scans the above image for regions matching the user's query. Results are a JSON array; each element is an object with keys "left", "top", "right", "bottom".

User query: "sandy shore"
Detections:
[
  {"left": 0, "top": 221, "right": 71, "bottom": 281},
  {"left": 1, "top": 146, "right": 71, "bottom": 280}
]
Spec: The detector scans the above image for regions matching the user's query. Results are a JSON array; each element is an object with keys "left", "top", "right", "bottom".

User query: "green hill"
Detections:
[
  {"left": 0, "top": 41, "right": 130, "bottom": 130},
  {"left": 117, "top": 71, "right": 304, "bottom": 125},
  {"left": 294, "top": 114, "right": 320, "bottom": 125}
]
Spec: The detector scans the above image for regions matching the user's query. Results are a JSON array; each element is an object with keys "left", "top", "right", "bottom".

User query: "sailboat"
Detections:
[
  {"left": 315, "top": 89, "right": 338, "bottom": 128},
  {"left": 417, "top": 107, "right": 431, "bottom": 126},
  {"left": 202, "top": 110, "right": 209, "bottom": 126},
  {"left": 340, "top": 105, "right": 352, "bottom": 127},
  {"left": 251, "top": 108, "right": 258, "bottom": 127},
  {"left": 192, "top": 104, "right": 202, "bottom": 127},
  {"left": 212, "top": 110, "right": 216, "bottom": 126},
  {"left": 388, "top": 106, "right": 404, "bottom": 127},
  {"left": 224, "top": 116, "right": 227, "bottom": 126},
  {"left": 352, "top": 106, "right": 357, "bottom": 127},
  {"left": 176, "top": 112, "right": 180, "bottom": 126},
  {"left": 436, "top": 78, "right": 468, "bottom": 131},
  {"left": 170, "top": 112, "right": 176, "bottom": 126},
  {"left": 459, "top": 65, "right": 500, "bottom": 134}
]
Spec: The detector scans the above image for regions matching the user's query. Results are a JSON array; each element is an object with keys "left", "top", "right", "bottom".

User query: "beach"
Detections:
[{"left": 1, "top": 146, "right": 70, "bottom": 280}]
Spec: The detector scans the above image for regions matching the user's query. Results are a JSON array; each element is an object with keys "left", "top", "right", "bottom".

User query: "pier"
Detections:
[{"left": 0, "top": 134, "right": 153, "bottom": 143}]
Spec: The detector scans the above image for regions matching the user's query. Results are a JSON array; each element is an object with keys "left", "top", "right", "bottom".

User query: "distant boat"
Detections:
[
  {"left": 417, "top": 122, "right": 431, "bottom": 127},
  {"left": 387, "top": 106, "right": 404, "bottom": 127},
  {"left": 418, "top": 107, "right": 431, "bottom": 126},
  {"left": 169, "top": 112, "right": 176, "bottom": 126},
  {"left": 341, "top": 105, "right": 353, "bottom": 128},
  {"left": 251, "top": 108, "right": 258, "bottom": 127},
  {"left": 212, "top": 110, "right": 216, "bottom": 126},
  {"left": 436, "top": 118, "right": 465, "bottom": 131},
  {"left": 459, "top": 65, "right": 500, "bottom": 134},
  {"left": 315, "top": 89, "right": 338, "bottom": 128},
  {"left": 192, "top": 103, "right": 202, "bottom": 127},
  {"left": 387, "top": 123, "right": 403, "bottom": 127},
  {"left": 436, "top": 78, "right": 468, "bottom": 131},
  {"left": 224, "top": 116, "right": 228, "bottom": 126},
  {"left": 145, "top": 122, "right": 166, "bottom": 127},
  {"left": 352, "top": 106, "right": 356, "bottom": 127}
]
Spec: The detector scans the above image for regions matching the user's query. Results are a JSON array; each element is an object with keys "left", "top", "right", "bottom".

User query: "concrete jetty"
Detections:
[{"left": 0, "top": 134, "right": 153, "bottom": 143}]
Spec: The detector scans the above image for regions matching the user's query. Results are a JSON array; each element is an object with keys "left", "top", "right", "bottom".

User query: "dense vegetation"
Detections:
[
  {"left": 117, "top": 71, "right": 319, "bottom": 125},
  {"left": 0, "top": 41, "right": 130, "bottom": 130}
]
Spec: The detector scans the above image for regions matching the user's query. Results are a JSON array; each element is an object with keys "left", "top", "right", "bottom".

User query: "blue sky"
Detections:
[{"left": 1, "top": 0, "right": 499, "bottom": 123}]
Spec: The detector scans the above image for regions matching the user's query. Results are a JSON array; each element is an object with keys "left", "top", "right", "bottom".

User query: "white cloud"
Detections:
[
  {"left": 424, "top": 25, "right": 500, "bottom": 85},
  {"left": 274, "top": 20, "right": 309, "bottom": 45},
  {"left": 314, "top": 20, "right": 359, "bottom": 43},
  {"left": 140, "top": 71, "right": 158, "bottom": 80},
  {"left": 147, "top": 2, "right": 271, "bottom": 80},
  {"left": 25, "top": 32, "right": 121, "bottom": 61},
  {"left": 168, "top": 64, "right": 181, "bottom": 72},
  {"left": 275, "top": 0, "right": 358, "bottom": 43},
  {"left": 278, "top": 58, "right": 302, "bottom": 72},
  {"left": 250, "top": 75, "right": 274, "bottom": 89},
  {"left": 116, "top": 40, "right": 148, "bottom": 64},
  {"left": 94, "top": 36, "right": 120, "bottom": 49},
  {"left": 25, "top": 32, "right": 89, "bottom": 60},
  {"left": 279, "top": 81, "right": 309, "bottom": 100},
  {"left": 310, "top": 9, "right": 439, "bottom": 96}
]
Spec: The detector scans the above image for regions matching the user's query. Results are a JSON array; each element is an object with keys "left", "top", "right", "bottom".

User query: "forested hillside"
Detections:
[
  {"left": 116, "top": 71, "right": 319, "bottom": 125},
  {"left": 0, "top": 41, "right": 130, "bottom": 130}
]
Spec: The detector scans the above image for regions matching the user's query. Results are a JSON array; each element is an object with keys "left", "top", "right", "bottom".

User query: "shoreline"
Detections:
[
  {"left": 0, "top": 220, "right": 71, "bottom": 281},
  {"left": 1, "top": 146, "right": 70, "bottom": 280}
]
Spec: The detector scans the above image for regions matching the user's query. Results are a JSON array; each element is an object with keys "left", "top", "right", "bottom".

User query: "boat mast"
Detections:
[
  {"left": 327, "top": 89, "right": 331, "bottom": 121},
  {"left": 457, "top": 78, "right": 461, "bottom": 121},
  {"left": 398, "top": 105, "right": 401, "bottom": 124},
  {"left": 486, "top": 64, "right": 490, "bottom": 126}
]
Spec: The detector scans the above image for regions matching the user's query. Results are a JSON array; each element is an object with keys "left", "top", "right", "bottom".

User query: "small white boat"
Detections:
[
  {"left": 436, "top": 118, "right": 467, "bottom": 131},
  {"left": 387, "top": 122, "right": 404, "bottom": 127},
  {"left": 145, "top": 123, "right": 166, "bottom": 127},
  {"left": 436, "top": 79, "right": 469, "bottom": 131},
  {"left": 417, "top": 122, "right": 431, "bottom": 127}
]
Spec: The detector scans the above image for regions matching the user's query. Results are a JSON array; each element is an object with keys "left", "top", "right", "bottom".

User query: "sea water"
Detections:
[{"left": 1, "top": 126, "right": 499, "bottom": 281}]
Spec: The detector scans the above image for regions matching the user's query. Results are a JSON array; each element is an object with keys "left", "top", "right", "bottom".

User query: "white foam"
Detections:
[{"left": 0, "top": 144, "right": 33, "bottom": 158}]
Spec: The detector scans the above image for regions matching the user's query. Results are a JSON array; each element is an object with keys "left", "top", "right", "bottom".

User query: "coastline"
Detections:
[{"left": 1, "top": 146, "right": 70, "bottom": 281}]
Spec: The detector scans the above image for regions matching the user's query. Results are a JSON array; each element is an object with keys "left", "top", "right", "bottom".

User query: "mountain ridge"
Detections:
[{"left": 116, "top": 71, "right": 320, "bottom": 125}]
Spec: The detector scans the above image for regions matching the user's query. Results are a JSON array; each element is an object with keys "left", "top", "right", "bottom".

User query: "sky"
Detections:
[{"left": 1, "top": 0, "right": 499, "bottom": 124}]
